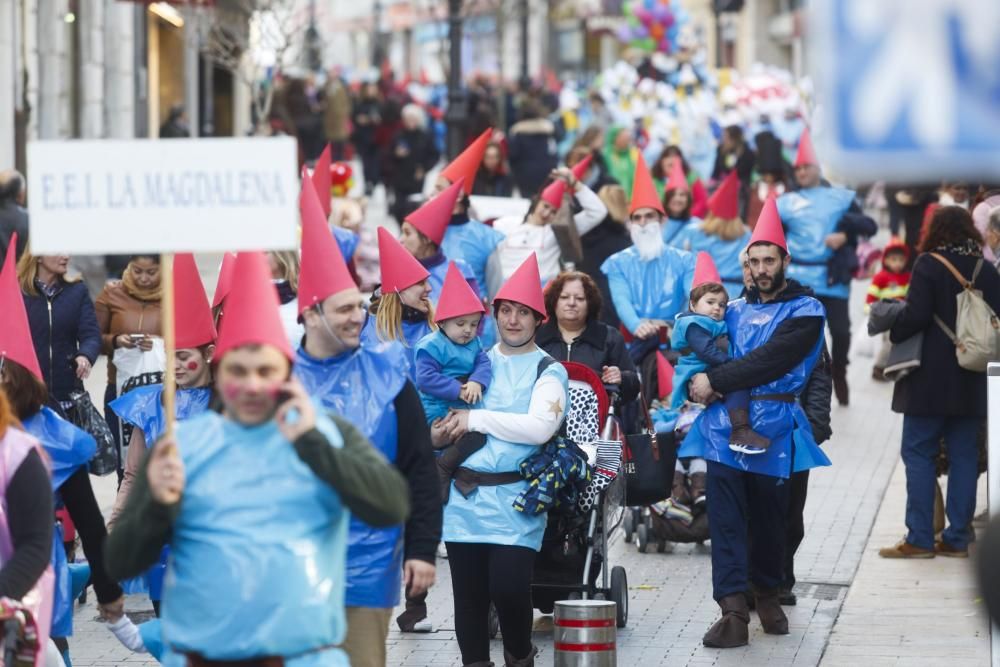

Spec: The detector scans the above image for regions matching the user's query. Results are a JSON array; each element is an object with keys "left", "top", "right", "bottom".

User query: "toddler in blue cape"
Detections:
[
  {"left": 670, "top": 280, "right": 771, "bottom": 455},
  {"left": 415, "top": 308, "right": 492, "bottom": 501}
]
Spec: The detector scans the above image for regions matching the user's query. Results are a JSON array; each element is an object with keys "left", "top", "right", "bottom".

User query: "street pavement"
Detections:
[{"left": 63, "top": 212, "right": 991, "bottom": 666}]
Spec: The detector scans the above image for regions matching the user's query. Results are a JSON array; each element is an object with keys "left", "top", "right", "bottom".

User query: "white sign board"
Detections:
[
  {"left": 809, "top": 0, "right": 1000, "bottom": 181},
  {"left": 27, "top": 137, "right": 299, "bottom": 254}
]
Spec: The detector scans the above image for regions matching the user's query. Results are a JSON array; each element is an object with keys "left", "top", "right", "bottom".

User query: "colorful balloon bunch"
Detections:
[
  {"left": 617, "top": 0, "right": 689, "bottom": 54},
  {"left": 329, "top": 162, "right": 354, "bottom": 198}
]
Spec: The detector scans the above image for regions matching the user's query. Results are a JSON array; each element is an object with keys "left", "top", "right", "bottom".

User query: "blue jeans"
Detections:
[{"left": 901, "top": 415, "right": 981, "bottom": 550}]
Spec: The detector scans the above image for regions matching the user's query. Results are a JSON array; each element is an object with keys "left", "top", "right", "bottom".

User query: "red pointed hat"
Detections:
[
  {"left": 748, "top": 195, "right": 787, "bottom": 252},
  {"left": 794, "top": 127, "right": 818, "bottom": 168},
  {"left": 0, "top": 234, "right": 42, "bottom": 380},
  {"left": 312, "top": 144, "right": 333, "bottom": 217},
  {"left": 692, "top": 252, "right": 722, "bottom": 288},
  {"left": 570, "top": 154, "right": 593, "bottom": 182},
  {"left": 377, "top": 227, "right": 430, "bottom": 293},
  {"left": 666, "top": 160, "right": 688, "bottom": 192},
  {"left": 441, "top": 128, "right": 492, "bottom": 194},
  {"left": 493, "top": 253, "right": 546, "bottom": 317},
  {"left": 434, "top": 262, "right": 486, "bottom": 323},
  {"left": 655, "top": 351, "right": 674, "bottom": 401},
  {"left": 405, "top": 178, "right": 465, "bottom": 246},
  {"left": 540, "top": 178, "right": 568, "bottom": 209},
  {"left": 212, "top": 252, "right": 237, "bottom": 309},
  {"left": 173, "top": 253, "right": 217, "bottom": 350},
  {"left": 629, "top": 154, "right": 664, "bottom": 215},
  {"left": 707, "top": 170, "right": 740, "bottom": 220},
  {"left": 214, "top": 251, "right": 293, "bottom": 361},
  {"left": 298, "top": 176, "right": 357, "bottom": 315}
]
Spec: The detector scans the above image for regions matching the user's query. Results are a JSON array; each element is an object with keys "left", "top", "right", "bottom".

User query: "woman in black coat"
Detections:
[
  {"left": 18, "top": 252, "right": 101, "bottom": 406},
  {"left": 388, "top": 104, "right": 440, "bottom": 223},
  {"left": 880, "top": 206, "right": 1000, "bottom": 559},
  {"left": 536, "top": 271, "right": 639, "bottom": 403}
]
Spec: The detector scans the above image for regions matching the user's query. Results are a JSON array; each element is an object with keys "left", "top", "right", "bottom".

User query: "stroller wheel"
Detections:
[
  {"left": 657, "top": 540, "right": 671, "bottom": 554},
  {"left": 622, "top": 511, "right": 635, "bottom": 542},
  {"left": 611, "top": 566, "right": 628, "bottom": 628},
  {"left": 636, "top": 523, "right": 649, "bottom": 553},
  {"left": 488, "top": 602, "right": 499, "bottom": 639}
]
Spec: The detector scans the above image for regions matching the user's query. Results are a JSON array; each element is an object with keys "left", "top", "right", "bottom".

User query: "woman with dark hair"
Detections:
[
  {"left": 96, "top": 255, "right": 163, "bottom": 479},
  {"left": 17, "top": 251, "right": 102, "bottom": 407},
  {"left": 493, "top": 168, "right": 608, "bottom": 285},
  {"left": 879, "top": 206, "right": 1000, "bottom": 559},
  {"left": 652, "top": 145, "right": 709, "bottom": 219},
  {"left": 535, "top": 271, "right": 639, "bottom": 403},
  {"left": 472, "top": 142, "right": 514, "bottom": 197},
  {"left": 711, "top": 126, "right": 756, "bottom": 189}
]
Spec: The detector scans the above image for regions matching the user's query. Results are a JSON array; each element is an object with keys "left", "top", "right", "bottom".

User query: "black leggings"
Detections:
[
  {"left": 446, "top": 542, "right": 536, "bottom": 663},
  {"left": 60, "top": 467, "right": 123, "bottom": 604},
  {"left": 817, "top": 296, "right": 851, "bottom": 369}
]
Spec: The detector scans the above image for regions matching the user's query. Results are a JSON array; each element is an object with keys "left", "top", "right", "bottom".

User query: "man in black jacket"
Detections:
[
  {"left": 690, "top": 213, "right": 829, "bottom": 649},
  {"left": 0, "top": 170, "right": 29, "bottom": 262}
]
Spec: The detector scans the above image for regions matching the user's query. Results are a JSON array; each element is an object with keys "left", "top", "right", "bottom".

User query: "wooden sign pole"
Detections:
[{"left": 160, "top": 252, "right": 177, "bottom": 445}]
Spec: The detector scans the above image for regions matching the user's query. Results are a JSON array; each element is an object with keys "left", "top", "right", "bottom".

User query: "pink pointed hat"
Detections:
[
  {"left": 434, "top": 262, "right": 485, "bottom": 323},
  {"left": 692, "top": 252, "right": 723, "bottom": 288}
]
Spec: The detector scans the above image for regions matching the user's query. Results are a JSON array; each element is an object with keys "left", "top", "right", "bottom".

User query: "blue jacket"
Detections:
[
  {"left": 668, "top": 222, "right": 752, "bottom": 299},
  {"left": 601, "top": 245, "right": 696, "bottom": 335},
  {"left": 669, "top": 313, "right": 729, "bottom": 410},
  {"left": 777, "top": 187, "right": 856, "bottom": 299},
  {"left": 414, "top": 330, "right": 491, "bottom": 423},
  {"left": 23, "top": 281, "right": 101, "bottom": 400}
]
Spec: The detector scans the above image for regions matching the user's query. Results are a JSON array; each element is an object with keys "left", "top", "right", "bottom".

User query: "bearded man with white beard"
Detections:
[{"left": 601, "top": 154, "right": 696, "bottom": 364}]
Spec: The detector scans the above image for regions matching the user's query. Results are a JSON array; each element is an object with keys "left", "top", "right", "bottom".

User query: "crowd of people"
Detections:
[{"left": 0, "top": 75, "right": 999, "bottom": 666}]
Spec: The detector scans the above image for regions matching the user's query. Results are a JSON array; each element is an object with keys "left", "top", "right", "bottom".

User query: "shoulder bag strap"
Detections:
[{"left": 929, "top": 252, "right": 973, "bottom": 289}]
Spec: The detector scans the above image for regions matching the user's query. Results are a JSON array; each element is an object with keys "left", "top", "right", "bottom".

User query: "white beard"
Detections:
[{"left": 630, "top": 222, "right": 665, "bottom": 261}]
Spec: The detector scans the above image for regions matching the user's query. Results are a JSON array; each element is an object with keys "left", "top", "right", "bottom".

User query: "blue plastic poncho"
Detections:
[
  {"left": 22, "top": 407, "right": 96, "bottom": 490},
  {"left": 49, "top": 522, "right": 72, "bottom": 638},
  {"left": 777, "top": 187, "right": 856, "bottom": 299},
  {"left": 332, "top": 225, "right": 359, "bottom": 262},
  {"left": 442, "top": 347, "right": 569, "bottom": 551},
  {"left": 680, "top": 295, "right": 832, "bottom": 477},
  {"left": 441, "top": 218, "right": 505, "bottom": 297},
  {"left": 414, "top": 330, "right": 486, "bottom": 423},
  {"left": 160, "top": 411, "right": 349, "bottom": 667},
  {"left": 294, "top": 341, "right": 408, "bottom": 609},
  {"left": 360, "top": 314, "right": 430, "bottom": 382},
  {"left": 669, "top": 313, "right": 729, "bottom": 410},
  {"left": 109, "top": 385, "right": 212, "bottom": 446},
  {"left": 601, "top": 245, "right": 697, "bottom": 335},
  {"left": 669, "top": 222, "right": 752, "bottom": 298},
  {"left": 661, "top": 217, "right": 699, "bottom": 246}
]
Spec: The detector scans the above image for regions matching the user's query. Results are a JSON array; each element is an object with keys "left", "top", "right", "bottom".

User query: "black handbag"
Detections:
[
  {"left": 622, "top": 397, "right": 677, "bottom": 506},
  {"left": 65, "top": 390, "right": 117, "bottom": 476}
]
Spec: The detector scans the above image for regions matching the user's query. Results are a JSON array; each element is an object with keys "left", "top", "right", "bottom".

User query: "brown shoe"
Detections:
[
  {"left": 754, "top": 589, "right": 789, "bottom": 635},
  {"left": 672, "top": 470, "right": 692, "bottom": 506},
  {"left": 703, "top": 594, "right": 750, "bottom": 648},
  {"left": 833, "top": 365, "right": 849, "bottom": 406},
  {"left": 690, "top": 472, "right": 707, "bottom": 507},
  {"left": 727, "top": 408, "right": 771, "bottom": 454},
  {"left": 878, "top": 539, "right": 935, "bottom": 559},
  {"left": 935, "top": 541, "right": 969, "bottom": 558}
]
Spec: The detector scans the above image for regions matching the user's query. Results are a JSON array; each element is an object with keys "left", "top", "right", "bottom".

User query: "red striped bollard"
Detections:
[{"left": 553, "top": 599, "right": 617, "bottom": 666}]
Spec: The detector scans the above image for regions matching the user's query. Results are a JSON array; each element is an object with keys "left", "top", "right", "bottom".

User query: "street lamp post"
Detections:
[
  {"left": 519, "top": 0, "right": 529, "bottom": 87},
  {"left": 445, "top": 0, "right": 466, "bottom": 159},
  {"left": 373, "top": 0, "right": 384, "bottom": 68}
]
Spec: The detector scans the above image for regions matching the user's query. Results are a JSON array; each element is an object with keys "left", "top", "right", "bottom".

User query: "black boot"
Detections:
[
  {"left": 503, "top": 645, "right": 537, "bottom": 666},
  {"left": 833, "top": 364, "right": 849, "bottom": 406},
  {"left": 727, "top": 408, "right": 771, "bottom": 454},
  {"left": 755, "top": 589, "right": 789, "bottom": 635},
  {"left": 703, "top": 594, "right": 750, "bottom": 648}
]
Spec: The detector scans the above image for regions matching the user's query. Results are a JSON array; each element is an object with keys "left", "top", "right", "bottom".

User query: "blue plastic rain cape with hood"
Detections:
[
  {"left": 668, "top": 222, "right": 752, "bottom": 298},
  {"left": 110, "top": 385, "right": 212, "bottom": 446},
  {"left": 360, "top": 313, "right": 431, "bottom": 382},
  {"left": 109, "top": 384, "right": 211, "bottom": 598},
  {"left": 424, "top": 252, "right": 497, "bottom": 350},
  {"left": 777, "top": 187, "right": 856, "bottom": 299},
  {"left": 23, "top": 407, "right": 96, "bottom": 490},
  {"left": 668, "top": 313, "right": 728, "bottom": 410},
  {"left": 294, "top": 340, "right": 408, "bottom": 608},
  {"left": 159, "top": 410, "right": 349, "bottom": 667},
  {"left": 414, "top": 329, "right": 486, "bottom": 423},
  {"left": 442, "top": 347, "right": 569, "bottom": 551},
  {"left": 441, "top": 217, "right": 505, "bottom": 297},
  {"left": 677, "top": 295, "right": 832, "bottom": 477},
  {"left": 661, "top": 216, "right": 700, "bottom": 246},
  {"left": 21, "top": 408, "right": 96, "bottom": 639},
  {"left": 600, "top": 244, "right": 697, "bottom": 334},
  {"left": 332, "top": 225, "right": 360, "bottom": 261}
]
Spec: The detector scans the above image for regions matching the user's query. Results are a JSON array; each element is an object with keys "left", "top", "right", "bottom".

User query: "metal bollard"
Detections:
[{"left": 553, "top": 599, "right": 617, "bottom": 667}]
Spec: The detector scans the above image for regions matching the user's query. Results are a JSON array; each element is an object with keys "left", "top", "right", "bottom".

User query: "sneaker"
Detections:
[
  {"left": 934, "top": 541, "right": 968, "bottom": 558},
  {"left": 729, "top": 443, "right": 767, "bottom": 455},
  {"left": 409, "top": 620, "right": 435, "bottom": 633},
  {"left": 878, "top": 539, "right": 935, "bottom": 559}
]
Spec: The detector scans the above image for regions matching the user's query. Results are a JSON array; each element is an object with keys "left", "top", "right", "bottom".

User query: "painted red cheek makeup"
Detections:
[{"left": 186, "top": 361, "right": 199, "bottom": 371}]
